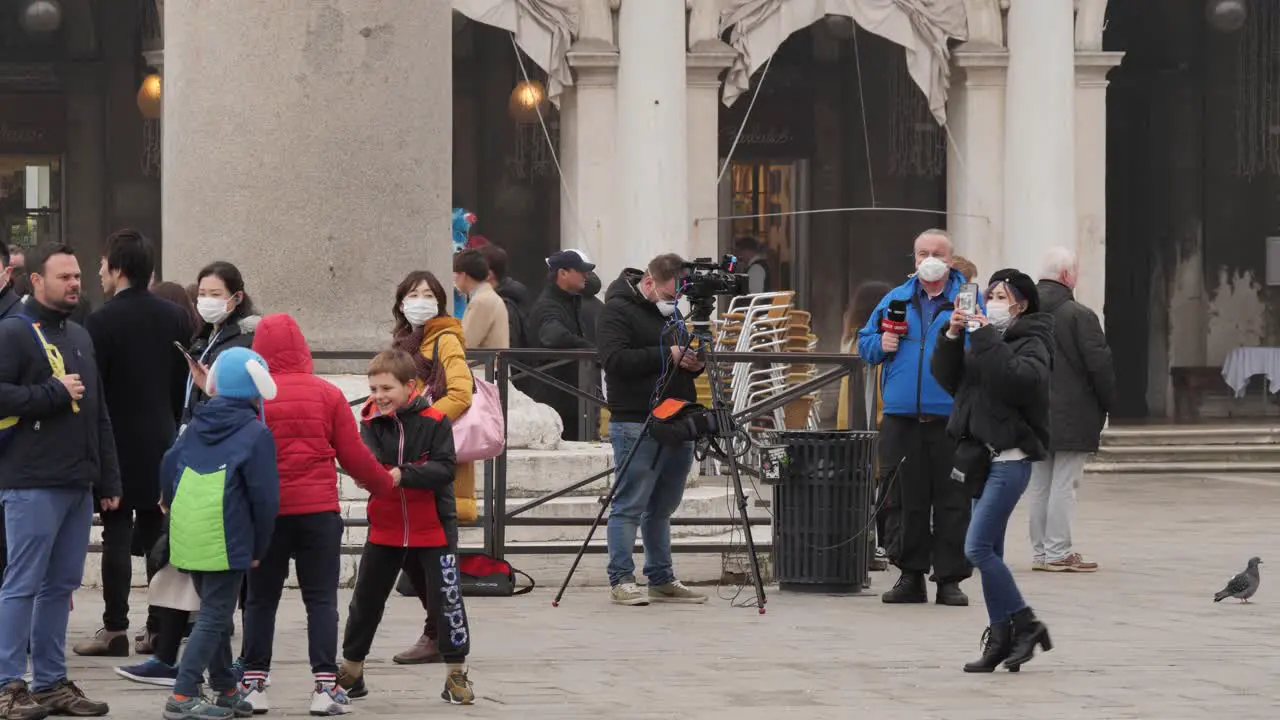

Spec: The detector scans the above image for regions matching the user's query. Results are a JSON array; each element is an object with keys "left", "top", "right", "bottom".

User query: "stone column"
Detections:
[
  {"left": 615, "top": 0, "right": 689, "bottom": 273},
  {"left": 1074, "top": 51, "right": 1124, "bottom": 318},
  {"left": 946, "top": 50, "right": 1008, "bottom": 282},
  {"left": 686, "top": 39, "right": 736, "bottom": 262},
  {"left": 558, "top": 45, "right": 620, "bottom": 278},
  {"left": 162, "top": 1, "right": 452, "bottom": 353},
  {"left": 1003, "top": 0, "right": 1076, "bottom": 278}
]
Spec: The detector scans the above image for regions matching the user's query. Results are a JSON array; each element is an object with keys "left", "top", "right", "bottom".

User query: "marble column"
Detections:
[
  {"left": 1003, "top": 0, "right": 1076, "bottom": 278},
  {"left": 686, "top": 39, "right": 736, "bottom": 262},
  {"left": 946, "top": 50, "right": 1008, "bottom": 282},
  {"left": 1074, "top": 51, "right": 1124, "bottom": 318},
  {"left": 615, "top": 0, "right": 689, "bottom": 273},
  {"left": 558, "top": 44, "right": 620, "bottom": 279},
  {"left": 162, "top": 1, "right": 452, "bottom": 353}
]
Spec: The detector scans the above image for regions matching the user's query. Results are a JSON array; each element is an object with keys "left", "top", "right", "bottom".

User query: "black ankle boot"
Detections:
[
  {"left": 1004, "top": 607, "right": 1052, "bottom": 669},
  {"left": 963, "top": 622, "right": 1017, "bottom": 673},
  {"left": 935, "top": 582, "right": 969, "bottom": 606},
  {"left": 880, "top": 572, "right": 927, "bottom": 604}
]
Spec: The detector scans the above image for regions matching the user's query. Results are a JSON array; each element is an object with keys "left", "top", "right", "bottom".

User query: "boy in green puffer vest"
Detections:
[{"left": 159, "top": 346, "right": 280, "bottom": 720}]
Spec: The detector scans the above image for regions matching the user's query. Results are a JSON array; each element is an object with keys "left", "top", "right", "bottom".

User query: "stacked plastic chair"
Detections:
[{"left": 709, "top": 291, "right": 796, "bottom": 433}]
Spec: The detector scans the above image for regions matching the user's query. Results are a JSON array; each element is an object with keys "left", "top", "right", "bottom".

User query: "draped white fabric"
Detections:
[
  {"left": 452, "top": 0, "right": 578, "bottom": 105},
  {"left": 719, "top": 0, "right": 968, "bottom": 124}
]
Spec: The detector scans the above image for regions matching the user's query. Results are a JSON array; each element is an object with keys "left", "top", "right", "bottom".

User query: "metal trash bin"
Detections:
[{"left": 771, "top": 430, "right": 877, "bottom": 593}]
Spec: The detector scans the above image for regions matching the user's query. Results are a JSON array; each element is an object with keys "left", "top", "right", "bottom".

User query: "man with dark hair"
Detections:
[
  {"left": 597, "top": 253, "right": 708, "bottom": 606},
  {"left": 453, "top": 249, "right": 508, "bottom": 349},
  {"left": 0, "top": 244, "right": 19, "bottom": 322},
  {"left": 0, "top": 242, "right": 121, "bottom": 716},
  {"left": 477, "top": 244, "right": 529, "bottom": 348},
  {"left": 733, "top": 236, "right": 771, "bottom": 295},
  {"left": 71, "top": 230, "right": 194, "bottom": 659},
  {"left": 526, "top": 250, "right": 597, "bottom": 439}
]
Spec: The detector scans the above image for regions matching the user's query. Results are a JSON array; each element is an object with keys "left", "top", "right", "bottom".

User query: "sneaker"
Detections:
[
  {"left": 231, "top": 662, "right": 271, "bottom": 688},
  {"left": 308, "top": 684, "right": 352, "bottom": 716},
  {"left": 238, "top": 676, "right": 268, "bottom": 714},
  {"left": 0, "top": 680, "right": 50, "bottom": 720},
  {"left": 648, "top": 580, "right": 708, "bottom": 604},
  {"left": 871, "top": 547, "right": 889, "bottom": 571},
  {"left": 440, "top": 669, "right": 474, "bottom": 706},
  {"left": 212, "top": 689, "right": 254, "bottom": 718},
  {"left": 1031, "top": 559, "right": 1048, "bottom": 571},
  {"left": 163, "top": 695, "right": 233, "bottom": 720},
  {"left": 115, "top": 657, "right": 179, "bottom": 687},
  {"left": 71, "top": 628, "right": 130, "bottom": 658},
  {"left": 134, "top": 629, "right": 156, "bottom": 655},
  {"left": 1045, "top": 553, "right": 1099, "bottom": 573},
  {"left": 336, "top": 660, "right": 365, "bottom": 700},
  {"left": 30, "top": 679, "right": 109, "bottom": 716},
  {"left": 609, "top": 578, "right": 649, "bottom": 606}
]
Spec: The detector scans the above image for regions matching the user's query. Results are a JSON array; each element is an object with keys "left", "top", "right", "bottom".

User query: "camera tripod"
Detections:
[{"left": 552, "top": 298, "right": 768, "bottom": 613}]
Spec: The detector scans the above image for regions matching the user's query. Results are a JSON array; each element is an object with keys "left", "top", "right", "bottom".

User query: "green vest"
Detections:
[{"left": 169, "top": 466, "right": 230, "bottom": 572}]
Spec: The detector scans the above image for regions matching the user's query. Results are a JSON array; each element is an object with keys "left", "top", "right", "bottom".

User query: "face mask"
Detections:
[
  {"left": 402, "top": 298, "right": 438, "bottom": 327},
  {"left": 656, "top": 299, "right": 678, "bottom": 317},
  {"left": 917, "top": 257, "right": 949, "bottom": 283},
  {"left": 986, "top": 301, "right": 1013, "bottom": 330},
  {"left": 197, "top": 296, "right": 232, "bottom": 325}
]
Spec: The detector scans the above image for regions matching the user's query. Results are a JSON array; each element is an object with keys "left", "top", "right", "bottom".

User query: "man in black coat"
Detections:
[
  {"left": 71, "top": 230, "right": 193, "bottom": 658},
  {"left": 0, "top": 245, "right": 23, "bottom": 582},
  {"left": 478, "top": 244, "right": 530, "bottom": 348},
  {"left": 0, "top": 242, "right": 121, "bottom": 715},
  {"left": 525, "top": 250, "right": 596, "bottom": 440},
  {"left": 1028, "top": 247, "right": 1116, "bottom": 574}
]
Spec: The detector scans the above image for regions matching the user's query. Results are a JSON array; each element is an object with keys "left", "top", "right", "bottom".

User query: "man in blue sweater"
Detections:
[{"left": 857, "top": 230, "right": 973, "bottom": 606}]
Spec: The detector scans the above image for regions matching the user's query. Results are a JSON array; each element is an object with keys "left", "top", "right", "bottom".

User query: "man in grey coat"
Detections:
[{"left": 1030, "top": 247, "right": 1116, "bottom": 573}]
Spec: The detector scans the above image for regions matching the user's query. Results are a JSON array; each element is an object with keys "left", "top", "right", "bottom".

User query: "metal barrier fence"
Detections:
[{"left": 88, "top": 348, "right": 869, "bottom": 560}]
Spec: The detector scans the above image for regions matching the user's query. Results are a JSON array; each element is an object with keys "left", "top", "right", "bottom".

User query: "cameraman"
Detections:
[{"left": 597, "top": 253, "right": 708, "bottom": 607}]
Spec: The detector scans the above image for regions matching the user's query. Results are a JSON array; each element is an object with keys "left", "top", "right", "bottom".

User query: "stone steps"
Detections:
[{"left": 1087, "top": 424, "right": 1280, "bottom": 473}]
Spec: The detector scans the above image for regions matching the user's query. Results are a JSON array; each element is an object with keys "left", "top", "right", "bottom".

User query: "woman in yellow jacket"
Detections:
[{"left": 389, "top": 270, "right": 475, "bottom": 665}]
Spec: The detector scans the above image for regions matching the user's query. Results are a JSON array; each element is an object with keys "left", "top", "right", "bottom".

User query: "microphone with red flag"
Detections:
[{"left": 880, "top": 300, "right": 908, "bottom": 337}]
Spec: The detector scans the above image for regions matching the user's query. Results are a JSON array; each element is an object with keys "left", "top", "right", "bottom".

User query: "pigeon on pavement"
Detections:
[{"left": 1214, "top": 556, "right": 1262, "bottom": 603}]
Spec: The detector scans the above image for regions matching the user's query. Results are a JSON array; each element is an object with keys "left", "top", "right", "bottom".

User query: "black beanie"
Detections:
[{"left": 986, "top": 268, "right": 1039, "bottom": 314}]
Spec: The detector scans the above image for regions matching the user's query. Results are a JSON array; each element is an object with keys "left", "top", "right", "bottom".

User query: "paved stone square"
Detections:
[{"left": 55, "top": 472, "right": 1280, "bottom": 718}]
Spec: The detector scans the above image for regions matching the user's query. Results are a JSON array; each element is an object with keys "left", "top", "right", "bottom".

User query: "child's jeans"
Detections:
[
  {"left": 343, "top": 543, "right": 470, "bottom": 663},
  {"left": 175, "top": 570, "right": 245, "bottom": 697}
]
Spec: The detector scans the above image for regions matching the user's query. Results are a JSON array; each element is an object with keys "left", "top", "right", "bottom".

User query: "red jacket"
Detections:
[
  {"left": 252, "top": 314, "right": 394, "bottom": 516},
  {"left": 359, "top": 393, "right": 457, "bottom": 548}
]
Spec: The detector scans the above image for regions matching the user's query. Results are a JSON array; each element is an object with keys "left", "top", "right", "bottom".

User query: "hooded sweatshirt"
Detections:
[
  {"left": 252, "top": 314, "right": 394, "bottom": 516},
  {"left": 161, "top": 396, "right": 280, "bottom": 571}
]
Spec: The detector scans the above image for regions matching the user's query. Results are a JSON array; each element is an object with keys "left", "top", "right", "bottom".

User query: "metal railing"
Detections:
[{"left": 88, "top": 348, "right": 869, "bottom": 560}]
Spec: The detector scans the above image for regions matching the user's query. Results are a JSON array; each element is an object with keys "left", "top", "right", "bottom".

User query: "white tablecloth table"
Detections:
[{"left": 1221, "top": 347, "right": 1280, "bottom": 398}]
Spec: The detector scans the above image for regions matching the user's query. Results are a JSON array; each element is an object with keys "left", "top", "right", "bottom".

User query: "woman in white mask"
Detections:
[
  {"left": 388, "top": 270, "right": 475, "bottom": 665},
  {"left": 930, "top": 268, "right": 1055, "bottom": 674},
  {"left": 183, "top": 261, "right": 261, "bottom": 425}
]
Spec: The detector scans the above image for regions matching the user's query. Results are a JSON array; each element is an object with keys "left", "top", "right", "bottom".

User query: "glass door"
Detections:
[
  {"left": 720, "top": 159, "right": 810, "bottom": 307},
  {"left": 0, "top": 156, "right": 62, "bottom": 250}
]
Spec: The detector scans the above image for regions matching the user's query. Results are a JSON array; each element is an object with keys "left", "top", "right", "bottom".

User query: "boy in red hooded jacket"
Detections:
[
  {"left": 338, "top": 348, "right": 474, "bottom": 706},
  {"left": 237, "top": 313, "right": 396, "bottom": 715}
]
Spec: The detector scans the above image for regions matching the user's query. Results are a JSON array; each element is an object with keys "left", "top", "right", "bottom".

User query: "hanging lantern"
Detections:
[
  {"left": 508, "top": 80, "right": 547, "bottom": 123},
  {"left": 20, "top": 0, "right": 63, "bottom": 36},
  {"left": 1207, "top": 0, "right": 1247, "bottom": 33},
  {"left": 137, "top": 71, "right": 162, "bottom": 119}
]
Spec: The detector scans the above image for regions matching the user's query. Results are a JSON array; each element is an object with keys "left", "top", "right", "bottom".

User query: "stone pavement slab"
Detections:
[{"left": 55, "top": 473, "right": 1280, "bottom": 718}]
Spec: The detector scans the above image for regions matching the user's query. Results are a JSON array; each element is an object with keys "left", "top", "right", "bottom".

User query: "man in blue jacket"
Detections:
[{"left": 857, "top": 229, "right": 973, "bottom": 606}]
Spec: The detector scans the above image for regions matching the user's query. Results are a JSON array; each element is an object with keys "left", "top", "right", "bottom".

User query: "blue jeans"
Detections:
[
  {"left": 606, "top": 422, "right": 694, "bottom": 587},
  {"left": 964, "top": 460, "right": 1032, "bottom": 625},
  {"left": 175, "top": 571, "right": 244, "bottom": 697},
  {"left": 0, "top": 488, "right": 92, "bottom": 691}
]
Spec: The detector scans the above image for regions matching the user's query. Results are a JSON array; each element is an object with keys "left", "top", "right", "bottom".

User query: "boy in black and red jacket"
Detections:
[{"left": 337, "top": 349, "right": 474, "bottom": 706}]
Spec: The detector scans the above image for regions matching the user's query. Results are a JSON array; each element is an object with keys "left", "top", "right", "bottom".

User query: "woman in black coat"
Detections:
[{"left": 930, "top": 269, "right": 1055, "bottom": 673}]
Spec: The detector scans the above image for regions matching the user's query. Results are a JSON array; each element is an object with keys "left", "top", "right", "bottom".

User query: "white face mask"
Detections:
[
  {"left": 402, "top": 298, "right": 438, "bottom": 328},
  {"left": 917, "top": 256, "right": 949, "bottom": 283},
  {"left": 197, "top": 296, "right": 233, "bottom": 325},
  {"left": 656, "top": 300, "right": 678, "bottom": 317},
  {"left": 986, "top": 301, "right": 1013, "bottom": 330}
]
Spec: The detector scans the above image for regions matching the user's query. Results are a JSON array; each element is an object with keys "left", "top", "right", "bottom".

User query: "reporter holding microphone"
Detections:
[{"left": 855, "top": 230, "right": 973, "bottom": 606}]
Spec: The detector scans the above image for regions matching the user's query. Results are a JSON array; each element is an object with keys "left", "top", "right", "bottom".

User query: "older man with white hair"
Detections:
[{"left": 1031, "top": 246, "right": 1116, "bottom": 573}]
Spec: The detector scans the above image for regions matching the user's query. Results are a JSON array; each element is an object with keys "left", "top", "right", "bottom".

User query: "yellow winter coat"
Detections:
[{"left": 418, "top": 318, "right": 477, "bottom": 525}]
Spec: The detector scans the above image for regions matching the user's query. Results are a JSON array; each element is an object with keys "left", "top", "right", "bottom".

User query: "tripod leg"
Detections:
[
  {"left": 725, "top": 452, "right": 768, "bottom": 614},
  {"left": 551, "top": 484, "right": 614, "bottom": 607}
]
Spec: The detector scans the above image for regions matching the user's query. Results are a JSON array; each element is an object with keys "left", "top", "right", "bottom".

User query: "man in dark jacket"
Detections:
[
  {"left": 478, "top": 244, "right": 529, "bottom": 348},
  {"left": 0, "top": 245, "right": 22, "bottom": 582},
  {"left": 0, "top": 242, "right": 121, "bottom": 716},
  {"left": 70, "top": 230, "right": 193, "bottom": 658},
  {"left": 597, "top": 253, "right": 708, "bottom": 606},
  {"left": 525, "top": 250, "right": 596, "bottom": 440},
  {"left": 1029, "top": 247, "right": 1115, "bottom": 573}
]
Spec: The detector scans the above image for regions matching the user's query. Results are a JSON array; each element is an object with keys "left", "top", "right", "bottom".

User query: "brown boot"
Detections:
[
  {"left": 31, "top": 680, "right": 108, "bottom": 717},
  {"left": 71, "top": 629, "right": 130, "bottom": 658},
  {"left": 0, "top": 681, "right": 49, "bottom": 720},
  {"left": 133, "top": 629, "right": 155, "bottom": 656},
  {"left": 392, "top": 635, "right": 442, "bottom": 665}
]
